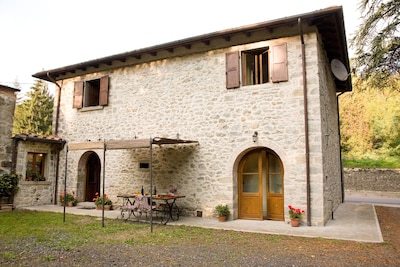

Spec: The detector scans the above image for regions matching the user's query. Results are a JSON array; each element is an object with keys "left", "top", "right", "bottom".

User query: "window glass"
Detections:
[
  {"left": 243, "top": 153, "right": 258, "bottom": 172},
  {"left": 26, "top": 152, "right": 46, "bottom": 181},
  {"left": 243, "top": 174, "right": 259, "bottom": 192},
  {"left": 84, "top": 79, "right": 100, "bottom": 107},
  {"left": 242, "top": 48, "right": 269, "bottom": 86}
]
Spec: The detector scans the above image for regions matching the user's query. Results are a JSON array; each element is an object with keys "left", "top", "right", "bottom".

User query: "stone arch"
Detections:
[
  {"left": 229, "top": 140, "right": 287, "bottom": 220},
  {"left": 77, "top": 151, "right": 101, "bottom": 202}
]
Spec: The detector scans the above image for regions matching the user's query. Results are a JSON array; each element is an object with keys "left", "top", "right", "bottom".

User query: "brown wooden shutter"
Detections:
[
  {"left": 226, "top": 51, "right": 240, "bottom": 89},
  {"left": 73, "top": 81, "right": 83, "bottom": 109},
  {"left": 271, "top": 43, "right": 288, "bottom": 83},
  {"left": 99, "top": 76, "right": 109, "bottom": 106}
]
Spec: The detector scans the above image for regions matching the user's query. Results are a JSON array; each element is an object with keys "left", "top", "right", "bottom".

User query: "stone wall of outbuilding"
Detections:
[
  {"left": 13, "top": 141, "right": 59, "bottom": 207},
  {"left": 0, "top": 87, "right": 17, "bottom": 174}
]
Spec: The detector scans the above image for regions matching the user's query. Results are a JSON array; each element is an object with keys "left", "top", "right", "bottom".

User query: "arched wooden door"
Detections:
[
  {"left": 85, "top": 153, "right": 101, "bottom": 201},
  {"left": 238, "top": 148, "right": 284, "bottom": 220}
]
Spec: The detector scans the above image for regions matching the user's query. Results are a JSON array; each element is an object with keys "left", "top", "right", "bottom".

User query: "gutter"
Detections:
[
  {"left": 46, "top": 73, "right": 63, "bottom": 205},
  {"left": 298, "top": 18, "right": 311, "bottom": 226},
  {"left": 336, "top": 92, "right": 346, "bottom": 202}
]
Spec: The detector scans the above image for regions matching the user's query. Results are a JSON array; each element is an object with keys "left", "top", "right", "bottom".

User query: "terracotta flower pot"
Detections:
[
  {"left": 291, "top": 218, "right": 300, "bottom": 227},
  {"left": 218, "top": 216, "right": 227, "bottom": 222},
  {"left": 97, "top": 205, "right": 111, "bottom": 210}
]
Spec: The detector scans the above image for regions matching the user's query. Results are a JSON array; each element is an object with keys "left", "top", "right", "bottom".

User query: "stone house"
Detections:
[
  {"left": 30, "top": 7, "right": 351, "bottom": 226},
  {"left": 0, "top": 84, "right": 19, "bottom": 175}
]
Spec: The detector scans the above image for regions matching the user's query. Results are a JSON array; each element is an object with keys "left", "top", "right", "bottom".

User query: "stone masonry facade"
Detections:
[
  {"left": 50, "top": 31, "right": 342, "bottom": 226},
  {"left": 13, "top": 140, "right": 59, "bottom": 207},
  {"left": 0, "top": 86, "right": 18, "bottom": 174}
]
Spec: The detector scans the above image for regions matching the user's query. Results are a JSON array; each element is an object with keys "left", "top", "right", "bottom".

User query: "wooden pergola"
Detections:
[{"left": 64, "top": 137, "right": 199, "bottom": 231}]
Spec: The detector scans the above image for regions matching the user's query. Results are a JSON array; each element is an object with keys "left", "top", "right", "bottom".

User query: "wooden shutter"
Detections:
[
  {"left": 271, "top": 43, "right": 288, "bottom": 83},
  {"left": 73, "top": 81, "right": 83, "bottom": 109},
  {"left": 226, "top": 51, "right": 240, "bottom": 89},
  {"left": 99, "top": 76, "right": 109, "bottom": 106}
]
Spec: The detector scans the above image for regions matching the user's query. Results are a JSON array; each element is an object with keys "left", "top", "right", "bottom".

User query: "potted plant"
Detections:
[
  {"left": 0, "top": 173, "right": 20, "bottom": 211},
  {"left": 215, "top": 204, "right": 230, "bottom": 222},
  {"left": 288, "top": 205, "right": 305, "bottom": 227},
  {"left": 59, "top": 190, "right": 78, "bottom": 206},
  {"left": 93, "top": 192, "right": 112, "bottom": 210},
  {"left": 25, "top": 170, "right": 45, "bottom": 181}
]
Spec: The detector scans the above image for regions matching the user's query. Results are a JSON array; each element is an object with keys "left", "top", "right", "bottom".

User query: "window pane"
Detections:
[
  {"left": 269, "top": 174, "right": 282, "bottom": 193},
  {"left": 26, "top": 152, "right": 46, "bottom": 181},
  {"left": 84, "top": 79, "right": 100, "bottom": 107},
  {"left": 243, "top": 174, "right": 259, "bottom": 192},
  {"left": 261, "top": 52, "right": 269, "bottom": 83},
  {"left": 243, "top": 153, "right": 258, "bottom": 172},
  {"left": 245, "top": 54, "right": 255, "bottom": 85},
  {"left": 268, "top": 155, "right": 281, "bottom": 173}
]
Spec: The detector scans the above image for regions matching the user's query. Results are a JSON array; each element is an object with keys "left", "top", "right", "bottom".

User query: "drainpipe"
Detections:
[
  {"left": 336, "top": 92, "right": 345, "bottom": 203},
  {"left": 298, "top": 18, "right": 311, "bottom": 226},
  {"left": 46, "top": 73, "right": 63, "bottom": 205}
]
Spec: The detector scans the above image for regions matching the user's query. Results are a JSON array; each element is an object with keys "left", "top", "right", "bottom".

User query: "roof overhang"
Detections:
[
  {"left": 13, "top": 134, "right": 66, "bottom": 146},
  {"left": 0, "top": 84, "right": 20, "bottom": 92},
  {"left": 33, "top": 6, "right": 351, "bottom": 92}
]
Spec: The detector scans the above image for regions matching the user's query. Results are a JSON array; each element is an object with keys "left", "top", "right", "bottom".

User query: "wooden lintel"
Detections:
[
  {"left": 106, "top": 139, "right": 150, "bottom": 149},
  {"left": 68, "top": 141, "right": 104, "bottom": 150}
]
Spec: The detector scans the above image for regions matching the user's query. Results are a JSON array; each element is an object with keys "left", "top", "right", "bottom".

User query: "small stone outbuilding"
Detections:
[{"left": 0, "top": 84, "right": 19, "bottom": 175}]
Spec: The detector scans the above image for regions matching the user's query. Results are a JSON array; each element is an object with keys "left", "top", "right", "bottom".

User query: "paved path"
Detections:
[{"left": 21, "top": 200, "right": 392, "bottom": 243}]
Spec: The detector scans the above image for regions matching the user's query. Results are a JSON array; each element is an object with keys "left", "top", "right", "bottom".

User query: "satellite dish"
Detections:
[{"left": 331, "top": 59, "right": 349, "bottom": 81}]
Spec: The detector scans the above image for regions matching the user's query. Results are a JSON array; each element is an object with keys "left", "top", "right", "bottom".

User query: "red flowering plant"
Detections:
[
  {"left": 288, "top": 205, "right": 304, "bottom": 220},
  {"left": 59, "top": 190, "right": 78, "bottom": 206},
  {"left": 93, "top": 192, "right": 112, "bottom": 206}
]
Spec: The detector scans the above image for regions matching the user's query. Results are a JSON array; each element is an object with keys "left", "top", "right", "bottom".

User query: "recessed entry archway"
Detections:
[
  {"left": 77, "top": 151, "right": 101, "bottom": 202},
  {"left": 238, "top": 147, "right": 284, "bottom": 220}
]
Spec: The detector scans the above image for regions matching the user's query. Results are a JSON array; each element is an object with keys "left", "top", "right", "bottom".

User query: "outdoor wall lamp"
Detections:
[{"left": 252, "top": 131, "right": 258, "bottom": 143}]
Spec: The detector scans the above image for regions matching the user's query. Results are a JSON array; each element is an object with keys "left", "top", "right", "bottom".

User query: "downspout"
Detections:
[
  {"left": 46, "top": 73, "right": 63, "bottom": 205},
  {"left": 298, "top": 18, "right": 311, "bottom": 226},
  {"left": 336, "top": 92, "right": 345, "bottom": 203}
]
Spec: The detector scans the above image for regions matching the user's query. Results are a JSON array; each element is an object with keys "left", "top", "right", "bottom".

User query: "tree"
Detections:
[
  {"left": 13, "top": 79, "right": 54, "bottom": 136},
  {"left": 351, "top": 0, "right": 400, "bottom": 82},
  {"left": 339, "top": 74, "right": 400, "bottom": 158}
]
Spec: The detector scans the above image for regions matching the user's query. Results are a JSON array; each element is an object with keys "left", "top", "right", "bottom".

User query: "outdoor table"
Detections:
[
  {"left": 153, "top": 194, "right": 185, "bottom": 223},
  {"left": 117, "top": 194, "right": 185, "bottom": 224}
]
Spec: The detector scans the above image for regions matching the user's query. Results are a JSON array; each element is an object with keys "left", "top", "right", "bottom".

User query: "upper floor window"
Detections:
[
  {"left": 226, "top": 43, "right": 288, "bottom": 89},
  {"left": 73, "top": 76, "right": 109, "bottom": 109},
  {"left": 242, "top": 48, "right": 269, "bottom": 86},
  {"left": 26, "top": 152, "right": 46, "bottom": 181}
]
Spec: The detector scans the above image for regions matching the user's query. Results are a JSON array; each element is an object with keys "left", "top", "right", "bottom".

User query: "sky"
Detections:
[{"left": 0, "top": 0, "right": 362, "bottom": 94}]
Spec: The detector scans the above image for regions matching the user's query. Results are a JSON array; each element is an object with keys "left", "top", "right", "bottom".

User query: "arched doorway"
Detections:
[
  {"left": 85, "top": 152, "right": 101, "bottom": 201},
  {"left": 238, "top": 148, "right": 284, "bottom": 220}
]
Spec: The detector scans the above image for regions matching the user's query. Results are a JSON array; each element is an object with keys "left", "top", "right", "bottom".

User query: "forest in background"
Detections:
[{"left": 339, "top": 75, "right": 400, "bottom": 167}]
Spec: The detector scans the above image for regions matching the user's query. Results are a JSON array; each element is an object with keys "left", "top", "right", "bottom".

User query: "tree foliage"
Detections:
[
  {"left": 13, "top": 80, "right": 54, "bottom": 136},
  {"left": 351, "top": 0, "right": 400, "bottom": 82},
  {"left": 340, "top": 74, "right": 400, "bottom": 158}
]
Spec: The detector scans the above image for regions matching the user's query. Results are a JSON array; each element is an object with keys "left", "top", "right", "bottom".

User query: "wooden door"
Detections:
[
  {"left": 85, "top": 153, "right": 101, "bottom": 201},
  {"left": 266, "top": 153, "right": 284, "bottom": 220},
  {"left": 238, "top": 150, "right": 263, "bottom": 219}
]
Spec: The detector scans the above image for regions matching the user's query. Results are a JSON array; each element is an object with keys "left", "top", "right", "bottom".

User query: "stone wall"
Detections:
[
  {"left": 0, "top": 86, "right": 17, "bottom": 174},
  {"left": 344, "top": 168, "right": 400, "bottom": 197},
  {"left": 51, "top": 32, "right": 340, "bottom": 225},
  {"left": 13, "top": 141, "right": 59, "bottom": 207}
]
